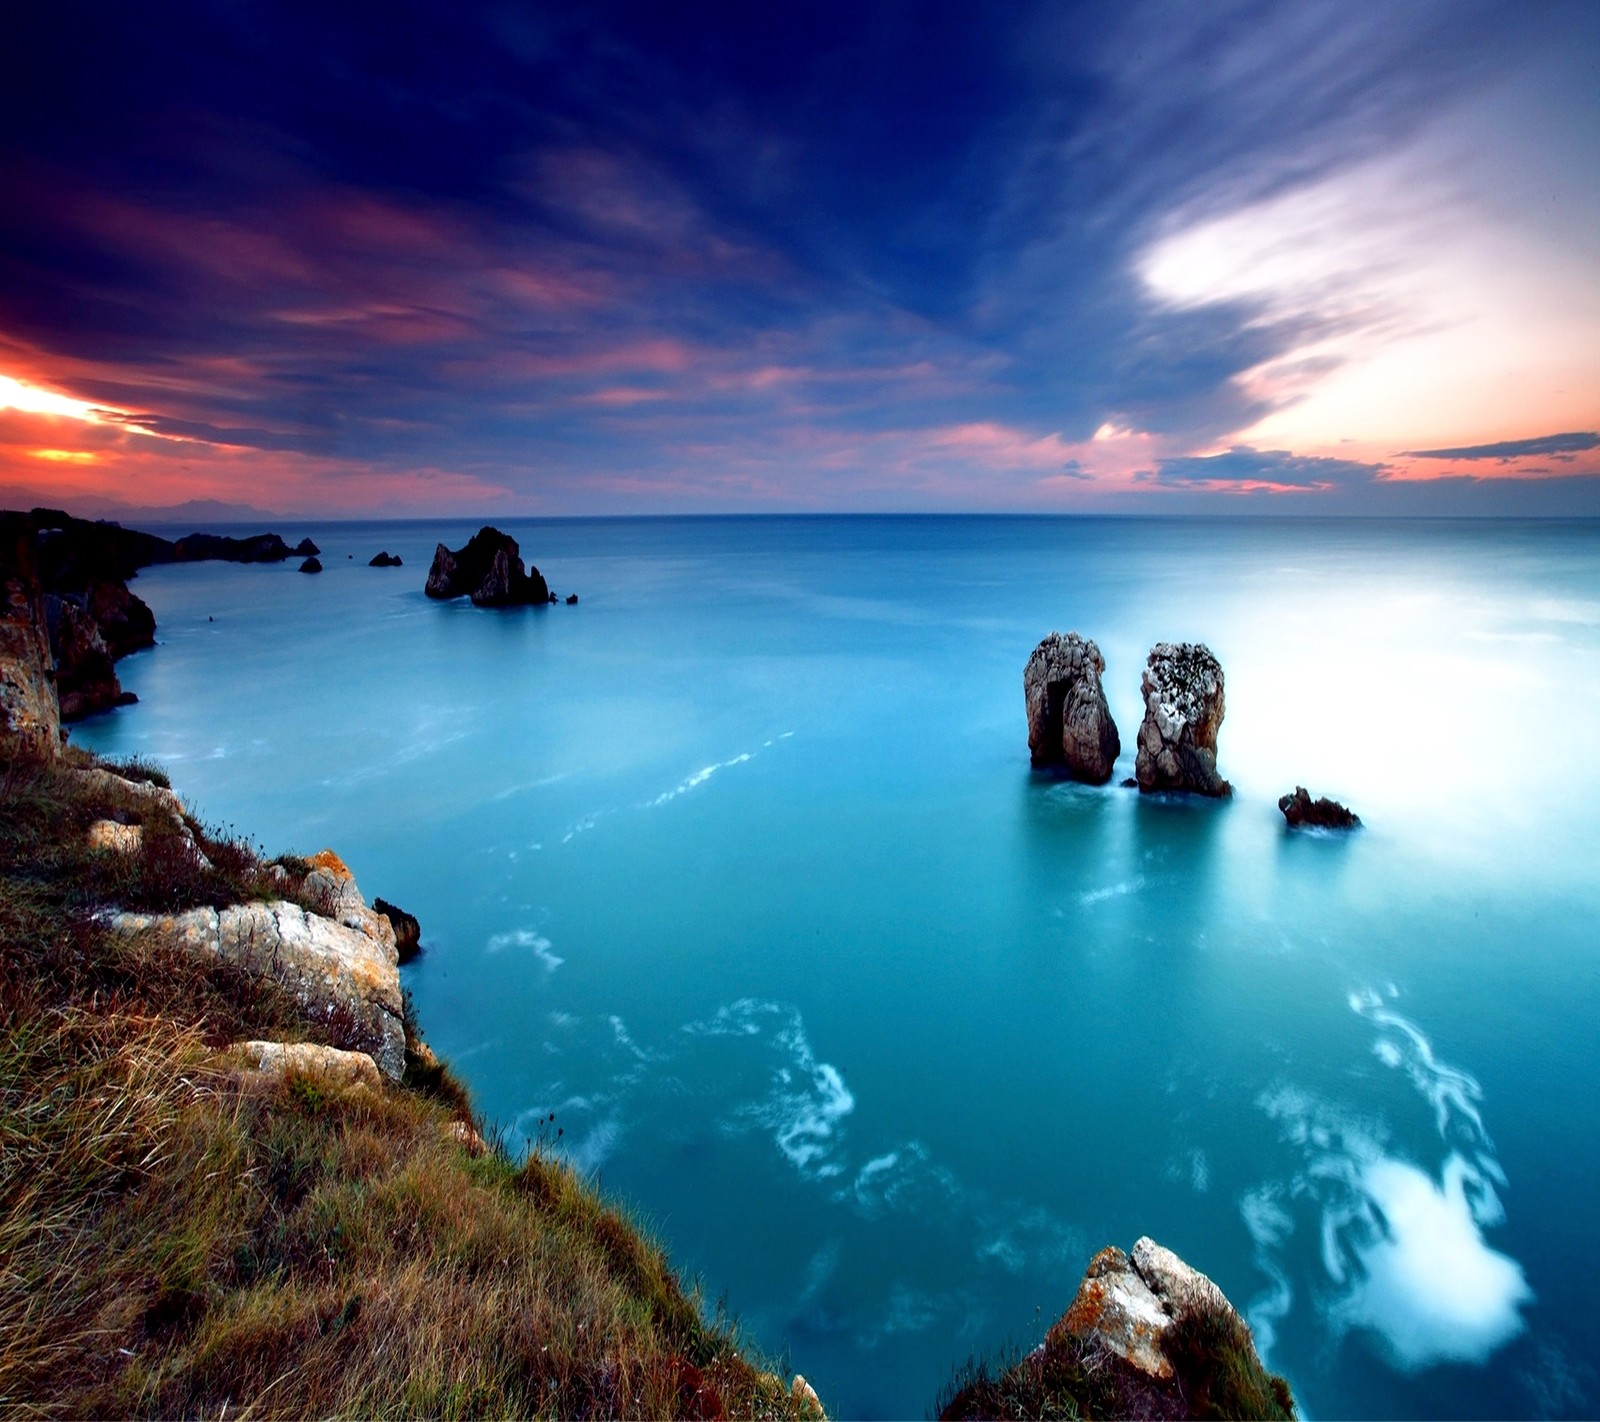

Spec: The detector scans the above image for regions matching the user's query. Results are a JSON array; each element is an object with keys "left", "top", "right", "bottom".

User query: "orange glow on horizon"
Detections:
[{"left": 28, "top": 448, "right": 100, "bottom": 464}]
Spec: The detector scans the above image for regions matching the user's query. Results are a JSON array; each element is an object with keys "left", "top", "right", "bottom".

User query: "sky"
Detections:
[{"left": 1, "top": 0, "right": 1597, "bottom": 518}]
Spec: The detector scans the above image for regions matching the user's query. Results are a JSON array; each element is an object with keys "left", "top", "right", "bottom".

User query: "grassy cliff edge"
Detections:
[{"left": 0, "top": 746, "right": 821, "bottom": 1419}]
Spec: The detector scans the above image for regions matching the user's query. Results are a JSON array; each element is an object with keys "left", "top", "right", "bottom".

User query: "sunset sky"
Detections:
[{"left": 1, "top": 0, "right": 1597, "bottom": 517}]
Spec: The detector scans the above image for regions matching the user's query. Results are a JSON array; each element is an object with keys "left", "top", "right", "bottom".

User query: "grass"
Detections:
[
  {"left": 935, "top": 1299, "right": 1295, "bottom": 1421},
  {"left": 1, "top": 744, "right": 815, "bottom": 1419}
]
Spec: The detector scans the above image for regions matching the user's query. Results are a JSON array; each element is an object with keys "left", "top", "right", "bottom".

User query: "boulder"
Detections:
[
  {"left": 230, "top": 1040, "right": 381, "bottom": 1091},
  {"left": 1135, "top": 642, "right": 1231, "bottom": 797},
  {"left": 299, "top": 556, "right": 323, "bottom": 574},
  {"left": 373, "top": 895, "right": 422, "bottom": 964},
  {"left": 105, "top": 851, "right": 405, "bottom": 1079},
  {"left": 425, "top": 527, "right": 550, "bottom": 607},
  {"left": 369, "top": 551, "right": 403, "bottom": 567},
  {"left": 87, "top": 819, "right": 143, "bottom": 853},
  {"left": 1278, "top": 786, "right": 1359, "bottom": 829},
  {"left": 1023, "top": 631, "right": 1120, "bottom": 783}
]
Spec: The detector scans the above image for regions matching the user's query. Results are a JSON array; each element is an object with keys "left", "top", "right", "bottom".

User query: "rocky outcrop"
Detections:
[
  {"left": 45, "top": 596, "right": 136, "bottom": 719},
  {"left": 87, "top": 819, "right": 143, "bottom": 853},
  {"left": 369, "top": 551, "right": 403, "bottom": 567},
  {"left": 0, "top": 513, "right": 62, "bottom": 754},
  {"left": 1053, "top": 1238, "right": 1239, "bottom": 1381},
  {"left": 298, "top": 556, "right": 323, "bottom": 574},
  {"left": 293, "top": 538, "right": 320, "bottom": 557},
  {"left": 1135, "top": 643, "right": 1231, "bottom": 797},
  {"left": 1278, "top": 786, "right": 1359, "bottom": 829},
  {"left": 1024, "top": 631, "right": 1121, "bottom": 782},
  {"left": 373, "top": 895, "right": 422, "bottom": 964},
  {"left": 105, "top": 848, "right": 405, "bottom": 1080},
  {"left": 229, "top": 1039, "right": 382, "bottom": 1090},
  {"left": 942, "top": 1237, "right": 1293, "bottom": 1420},
  {"left": 425, "top": 527, "right": 550, "bottom": 607}
]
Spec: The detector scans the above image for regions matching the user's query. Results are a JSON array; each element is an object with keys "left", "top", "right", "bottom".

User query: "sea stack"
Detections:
[
  {"left": 425, "top": 527, "right": 549, "bottom": 607},
  {"left": 1135, "top": 641, "right": 1231, "bottom": 797},
  {"left": 1023, "top": 631, "right": 1120, "bottom": 783}
]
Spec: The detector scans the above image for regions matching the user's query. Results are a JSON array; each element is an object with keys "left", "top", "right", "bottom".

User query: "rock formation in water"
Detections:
[
  {"left": 293, "top": 537, "right": 320, "bottom": 557},
  {"left": 1278, "top": 786, "right": 1359, "bottom": 829},
  {"left": 369, "top": 551, "right": 403, "bottom": 567},
  {"left": 425, "top": 526, "right": 550, "bottom": 607},
  {"left": 1135, "top": 642, "right": 1231, "bottom": 797},
  {"left": 941, "top": 1237, "right": 1293, "bottom": 1420},
  {"left": 373, "top": 895, "right": 422, "bottom": 964},
  {"left": 1024, "top": 631, "right": 1121, "bottom": 783},
  {"left": 298, "top": 556, "right": 323, "bottom": 574}
]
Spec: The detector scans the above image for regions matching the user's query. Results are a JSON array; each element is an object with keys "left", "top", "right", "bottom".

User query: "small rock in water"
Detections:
[
  {"left": 565, "top": 593, "right": 578, "bottom": 605},
  {"left": 293, "top": 538, "right": 321, "bottom": 557},
  {"left": 369, "top": 551, "right": 403, "bottom": 567},
  {"left": 1279, "top": 785, "right": 1360, "bottom": 828},
  {"left": 298, "top": 556, "right": 322, "bottom": 574}
]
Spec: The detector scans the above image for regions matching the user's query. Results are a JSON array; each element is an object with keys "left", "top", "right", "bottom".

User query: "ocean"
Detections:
[{"left": 73, "top": 515, "right": 1600, "bottom": 1419}]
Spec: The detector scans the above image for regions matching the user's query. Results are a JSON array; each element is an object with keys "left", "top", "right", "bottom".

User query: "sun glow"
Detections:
[{"left": 0, "top": 374, "right": 108, "bottom": 422}]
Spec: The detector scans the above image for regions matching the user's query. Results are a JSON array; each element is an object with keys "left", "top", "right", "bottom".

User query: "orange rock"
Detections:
[{"left": 309, "top": 848, "right": 351, "bottom": 878}]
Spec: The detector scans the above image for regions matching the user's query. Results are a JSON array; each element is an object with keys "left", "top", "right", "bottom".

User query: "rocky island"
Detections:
[
  {"left": 1136, "top": 642, "right": 1232, "bottom": 797},
  {"left": 1024, "top": 631, "right": 1121, "bottom": 783},
  {"left": 425, "top": 525, "right": 552, "bottom": 606}
]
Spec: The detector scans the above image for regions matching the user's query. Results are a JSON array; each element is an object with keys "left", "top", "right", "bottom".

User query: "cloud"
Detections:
[
  {"left": 1150, "top": 446, "right": 1387, "bottom": 491},
  {"left": 1402, "top": 432, "right": 1599, "bottom": 461}
]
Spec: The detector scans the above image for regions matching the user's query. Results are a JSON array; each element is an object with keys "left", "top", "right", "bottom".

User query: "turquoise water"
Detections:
[{"left": 75, "top": 516, "right": 1600, "bottom": 1419}]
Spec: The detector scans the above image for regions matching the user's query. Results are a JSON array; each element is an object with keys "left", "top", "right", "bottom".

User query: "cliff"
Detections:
[{"left": 0, "top": 548, "right": 822, "bottom": 1418}]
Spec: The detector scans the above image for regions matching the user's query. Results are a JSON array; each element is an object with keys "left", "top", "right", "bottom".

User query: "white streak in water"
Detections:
[
  {"left": 1243, "top": 991, "right": 1531, "bottom": 1371},
  {"left": 486, "top": 926, "right": 564, "bottom": 971}
]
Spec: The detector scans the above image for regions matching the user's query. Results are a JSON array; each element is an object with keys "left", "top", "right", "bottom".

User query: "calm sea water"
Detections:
[{"left": 75, "top": 516, "right": 1600, "bottom": 1419}]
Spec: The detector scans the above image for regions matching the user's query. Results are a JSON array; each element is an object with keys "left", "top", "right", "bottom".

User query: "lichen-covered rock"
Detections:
[
  {"left": 1278, "top": 786, "right": 1359, "bottom": 829},
  {"left": 1023, "top": 631, "right": 1121, "bottom": 783},
  {"left": 87, "top": 819, "right": 143, "bottom": 853},
  {"left": 1135, "top": 642, "right": 1231, "bottom": 797},
  {"left": 1050, "top": 1236, "right": 1257, "bottom": 1381},
  {"left": 231, "top": 1039, "right": 381, "bottom": 1090},
  {"left": 105, "top": 864, "right": 405, "bottom": 1079},
  {"left": 425, "top": 527, "right": 549, "bottom": 607}
]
